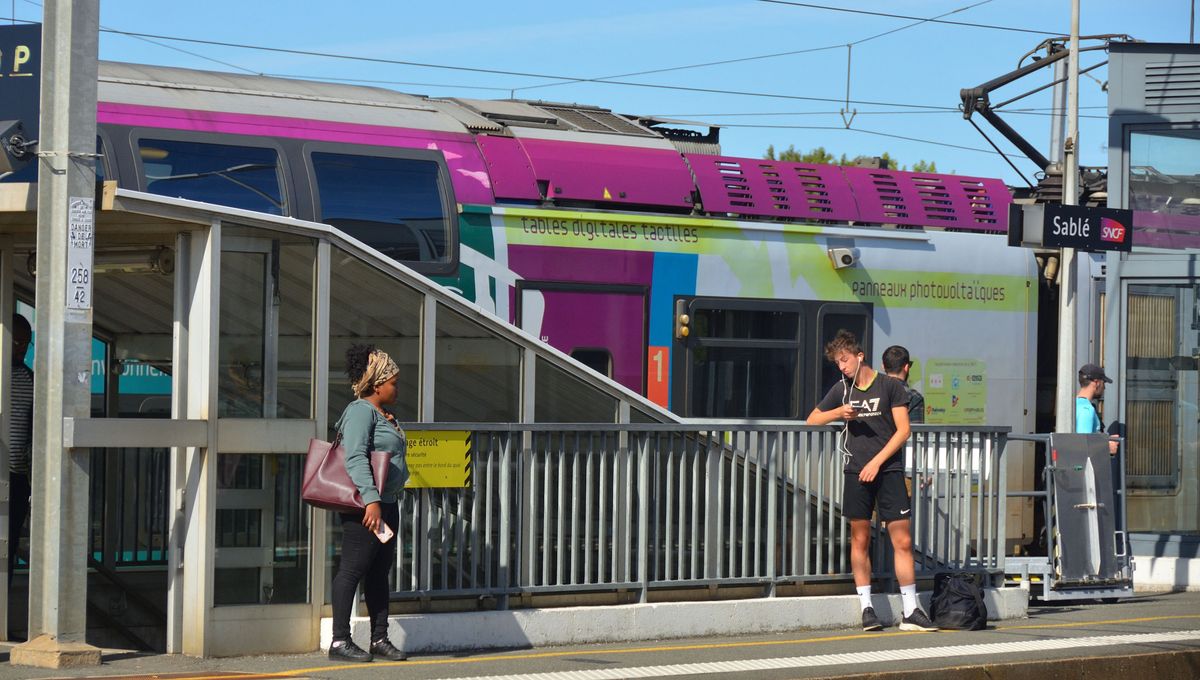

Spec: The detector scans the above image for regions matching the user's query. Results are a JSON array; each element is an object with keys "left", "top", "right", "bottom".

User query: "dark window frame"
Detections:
[
  {"left": 302, "top": 142, "right": 458, "bottom": 277},
  {"left": 129, "top": 128, "right": 292, "bottom": 216}
]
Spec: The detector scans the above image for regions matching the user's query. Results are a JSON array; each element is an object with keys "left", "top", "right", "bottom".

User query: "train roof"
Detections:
[{"left": 92, "top": 61, "right": 1011, "bottom": 232}]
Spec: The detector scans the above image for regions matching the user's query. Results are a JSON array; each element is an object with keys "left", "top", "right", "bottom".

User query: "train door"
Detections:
[{"left": 516, "top": 282, "right": 647, "bottom": 395}]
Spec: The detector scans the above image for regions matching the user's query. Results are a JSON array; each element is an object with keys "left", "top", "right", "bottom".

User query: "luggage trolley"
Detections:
[{"left": 1006, "top": 433, "right": 1134, "bottom": 601}]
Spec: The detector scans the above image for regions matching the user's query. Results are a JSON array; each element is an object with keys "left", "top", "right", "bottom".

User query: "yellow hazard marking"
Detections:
[
  {"left": 202, "top": 612, "right": 1200, "bottom": 678},
  {"left": 603, "top": 187, "right": 612, "bottom": 199}
]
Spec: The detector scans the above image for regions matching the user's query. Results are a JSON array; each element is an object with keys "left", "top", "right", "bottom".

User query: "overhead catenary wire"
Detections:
[
  {"left": 756, "top": 0, "right": 1065, "bottom": 37},
  {"left": 512, "top": 0, "right": 996, "bottom": 94},
  {"left": 90, "top": 27, "right": 1001, "bottom": 112}
]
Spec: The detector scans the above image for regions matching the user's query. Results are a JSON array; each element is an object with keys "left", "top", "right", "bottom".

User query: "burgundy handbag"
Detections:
[{"left": 302, "top": 432, "right": 390, "bottom": 513}]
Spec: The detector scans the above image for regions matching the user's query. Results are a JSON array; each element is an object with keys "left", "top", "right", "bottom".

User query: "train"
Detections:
[{"left": 2, "top": 60, "right": 1038, "bottom": 436}]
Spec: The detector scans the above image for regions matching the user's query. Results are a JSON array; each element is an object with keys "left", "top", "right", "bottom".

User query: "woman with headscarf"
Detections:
[{"left": 328, "top": 344, "right": 409, "bottom": 662}]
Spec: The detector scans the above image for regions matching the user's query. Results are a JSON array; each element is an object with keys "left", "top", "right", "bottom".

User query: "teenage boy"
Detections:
[{"left": 807, "top": 330, "right": 937, "bottom": 632}]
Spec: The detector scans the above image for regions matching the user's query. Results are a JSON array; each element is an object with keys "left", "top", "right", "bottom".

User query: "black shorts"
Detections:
[{"left": 843, "top": 471, "right": 910, "bottom": 521}]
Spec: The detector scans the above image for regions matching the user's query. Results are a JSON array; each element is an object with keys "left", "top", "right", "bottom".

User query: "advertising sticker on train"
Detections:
[
  {"left": 66, "top": 197, "right": 95, "bottom": 312},
  {"left": 405, "top": 430, "right": 472, "bottom": 488}
]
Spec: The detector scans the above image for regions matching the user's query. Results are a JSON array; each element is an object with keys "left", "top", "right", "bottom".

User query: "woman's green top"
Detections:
[{"left": 335, "top": 399, "right": 407, "bottom": 505}]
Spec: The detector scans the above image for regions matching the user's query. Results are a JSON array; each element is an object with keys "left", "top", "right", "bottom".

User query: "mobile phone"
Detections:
[{"left": 374, "top": 522, "right": 394, "bottom": 543}]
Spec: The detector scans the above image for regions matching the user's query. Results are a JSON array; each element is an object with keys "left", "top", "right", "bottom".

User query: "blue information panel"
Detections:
[{"left": 0, "top": 23, "right": 41, "bottom": 182}]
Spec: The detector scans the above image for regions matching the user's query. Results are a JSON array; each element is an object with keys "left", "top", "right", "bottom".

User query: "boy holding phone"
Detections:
[{"left": 807, "top": 330, "right": 937, "bottom": 633}]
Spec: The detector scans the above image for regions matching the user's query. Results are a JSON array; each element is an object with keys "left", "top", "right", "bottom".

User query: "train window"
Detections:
[
  {"left": 311, "top": 152, "right": 449, "bottom": 265},
  {"left": 686, "top": 303, "right": 802, "bottom": 418},
  {"left": 138, "top": 138, "right": 285, "bottom": 215},
  {"left": 816, "top": 308, "right": 870, "bottom": 397},
  {"left": 571, "top": 348, "right": 612, "bottom": 378}
]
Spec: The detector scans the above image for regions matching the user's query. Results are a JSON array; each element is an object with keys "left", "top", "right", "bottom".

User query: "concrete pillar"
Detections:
[{"left": 13, "top": 0, "right": 102, "bottom": 668}]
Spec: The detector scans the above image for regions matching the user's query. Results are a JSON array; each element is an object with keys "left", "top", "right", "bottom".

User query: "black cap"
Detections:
[{"left": 1079, "top": 363, "right": 1112, "bottom": 383}]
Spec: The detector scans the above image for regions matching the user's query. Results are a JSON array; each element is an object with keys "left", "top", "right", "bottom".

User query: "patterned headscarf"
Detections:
[{"left": 351, "top": 349, "right": 399, "bottom": 398}]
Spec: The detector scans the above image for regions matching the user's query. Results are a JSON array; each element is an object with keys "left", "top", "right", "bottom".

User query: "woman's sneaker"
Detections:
[
  {"left": 861, "top": 606, "right": 883, "bottom": 631},
  {"left": 900, "top": 608, "right": 938, "bottom": 632}
]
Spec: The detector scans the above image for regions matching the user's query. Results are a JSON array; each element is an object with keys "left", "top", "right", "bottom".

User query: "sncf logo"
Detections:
[{"left": 1100, "top": 217, "right": 1127, "bottom": 243}]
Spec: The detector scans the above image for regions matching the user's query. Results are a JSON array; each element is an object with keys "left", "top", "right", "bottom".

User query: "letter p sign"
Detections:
[{"left": 13, "top": 45, "right": 30, "bottom": 73}]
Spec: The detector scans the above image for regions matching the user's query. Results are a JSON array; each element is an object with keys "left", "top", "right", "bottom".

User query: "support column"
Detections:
[
  {"left": 180, "top": 221, "right": 221, "bottom": 657},
  {"left": 13, "top": 0, "right": 101, "bottom": 668}
]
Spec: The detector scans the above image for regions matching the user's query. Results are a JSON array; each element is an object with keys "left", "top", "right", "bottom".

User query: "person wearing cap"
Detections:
[{"left": 1076, "top": 363, "right": 1119, "bottom": 455}]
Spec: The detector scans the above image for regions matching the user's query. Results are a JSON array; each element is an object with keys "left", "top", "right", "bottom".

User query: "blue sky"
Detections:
[{"left": 5, "top": 1, "right": 1187, "bottom": 185}]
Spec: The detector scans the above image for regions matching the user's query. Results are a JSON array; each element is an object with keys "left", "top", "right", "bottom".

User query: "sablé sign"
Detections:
[{"left": 1008, "top": 203, "right": 1134, "bottom": 252}]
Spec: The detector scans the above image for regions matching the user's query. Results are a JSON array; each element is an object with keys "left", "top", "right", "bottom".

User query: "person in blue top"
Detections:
[
  {"left": 1076, "top": 363, "right": 1119, "bottom": 455},
  {"left": 328, "top": 344, "right": 409, "bottom": 663}
]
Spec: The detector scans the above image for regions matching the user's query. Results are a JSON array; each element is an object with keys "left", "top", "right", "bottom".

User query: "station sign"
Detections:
[
  {"left": 1042, "top": 204, "right": 1132, "bottom": 252},
  {"left": 1008, "top": 203, "right": 1134, "bottom": 252},
  {"left": 0, "top": 23, "right": 41, "bottom": 181}
]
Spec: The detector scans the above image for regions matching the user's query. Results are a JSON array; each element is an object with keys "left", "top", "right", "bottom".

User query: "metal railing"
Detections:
[{"left": 390, "top": 423, "right": 1010, "bottom": 605}]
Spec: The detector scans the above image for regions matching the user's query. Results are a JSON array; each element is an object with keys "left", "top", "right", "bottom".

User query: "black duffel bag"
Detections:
[{"left": 929, "top": 571, "right": 988, "bottom": 630}]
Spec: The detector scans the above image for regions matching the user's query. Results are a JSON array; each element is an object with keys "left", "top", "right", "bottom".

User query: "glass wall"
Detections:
[
  {"left": 434, "top": 307, "right": 520, "bottom": 422},
  {"left": 214, "top": 227, "right": 316, "bottom": 606},
  {"left": 324, "top": 248, "right": 425, "bottom": 601},
  {"left": 218, "top": 228, "right": 314, "bottom": 418},
  {"left": 326, "top": 249, "right": 424, "bottom": 427},
  {"left": 535, "top": 358, "right": 617, "bottom": 423},
  {"left": 1129, "top": 128, "right": 1200, "bottom": 218}
]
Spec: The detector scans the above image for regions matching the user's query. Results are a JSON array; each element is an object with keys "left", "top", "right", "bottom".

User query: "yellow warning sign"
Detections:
[
  {"left": 405, "top": 430, "right": 471, "bottom": 488},
  {"left": 602, "top": 187, "right": 612, "bottom": 200}
]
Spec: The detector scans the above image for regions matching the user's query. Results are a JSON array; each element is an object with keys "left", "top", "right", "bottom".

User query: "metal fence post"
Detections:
[{"left": 636, "top": 434, "right": 650, "bottom": 603}]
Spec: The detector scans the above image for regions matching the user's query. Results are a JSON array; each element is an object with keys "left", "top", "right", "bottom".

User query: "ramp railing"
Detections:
[{"left": 385, "top": 423, "right": 1009, "bottom": 605}]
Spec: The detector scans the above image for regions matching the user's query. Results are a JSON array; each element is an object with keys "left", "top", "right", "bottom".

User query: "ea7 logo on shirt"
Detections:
[{"left": 852, "top": 398, "right": 881, "bottom": 413}]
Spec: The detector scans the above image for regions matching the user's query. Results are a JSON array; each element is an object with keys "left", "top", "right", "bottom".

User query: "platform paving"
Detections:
[{"left": 0, "top": 591, "right": 1197, "bottom": 680}]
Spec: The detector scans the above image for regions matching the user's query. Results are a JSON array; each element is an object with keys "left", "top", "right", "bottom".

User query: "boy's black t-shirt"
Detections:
[{"left": 815, "top": 372, "right": 910, "bottom": 474}]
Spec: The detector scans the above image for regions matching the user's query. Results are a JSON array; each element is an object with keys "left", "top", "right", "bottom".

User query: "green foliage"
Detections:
[{"left": 764, "top": 145, "right": 940, "bottom": 173}]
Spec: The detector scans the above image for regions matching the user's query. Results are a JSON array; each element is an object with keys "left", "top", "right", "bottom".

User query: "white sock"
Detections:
[
  {"left": 901, "top": 583, "right": 918, "bottom": 617},
  {"left": 857, "top": 585, "right": 872, "bottom": 610}
]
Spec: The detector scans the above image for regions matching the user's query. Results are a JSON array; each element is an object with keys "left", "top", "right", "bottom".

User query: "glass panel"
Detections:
[
  {"left": 689, "top": 346, "right": 797, "bottom": 418},
  {"left": 139, "top": 138, "right": 284, "bottom": 215},
  {"left": 535, "top": 358, "right": 617, "bottom": 423},
  {"left": 1129, "top": 129, "right": 1200, "bottom": 217},
  {"left": 213, "top": 453, "right": 309, "bottom": 605},
  {"left": 219, "top": 230, "right": 314, "bottom": 418},
  {"left": 219, "top": 251, "right": 267, "bottom": 417},
  {"left": 312, "top": 152, "right": 449, "bottom": 264},
  {"left": 435, "top": 307, "right": 519, "bottom": 422},
  {"left": 327, "top": 249, "right": 423, "bottom": 428},
  {"left": 630, "top": 407, "right": 662, "bottom": 424},
  {"left": 693, "top": 307, "right": 799, "bottom": 340}
]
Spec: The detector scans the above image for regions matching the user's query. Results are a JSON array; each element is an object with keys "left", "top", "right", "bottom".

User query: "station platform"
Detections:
[{"left": 2, "top": 590, "right": 1197, "bottom": 679}]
